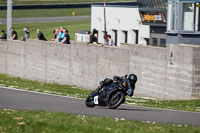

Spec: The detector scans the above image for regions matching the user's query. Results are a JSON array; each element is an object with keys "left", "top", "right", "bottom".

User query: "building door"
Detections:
[
  {"left": 113, "top": 30, "right": 118, "bottom": 46},
  {"left": 123, "top": 31, "right": 128, "bottom": 43},
  {"left": 144, "top": 38, "right": 150, "bottom": 45},
  {"left": 120, "top": 30, "right": 128, "bottom": 44},
  {"left": 134, "top": 30, "right": 139, "bottom": 44}
]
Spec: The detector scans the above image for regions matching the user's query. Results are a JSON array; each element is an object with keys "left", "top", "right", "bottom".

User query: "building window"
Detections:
[
  {"left": 195, "top": 3, "right": 200, "bottom": 31},
  {"left": 152, "top": 38, "right": 158, "bottom": 46},
  {"left": 174, "top": 2, "right": 179, "bottom": 31},
  {"left": 160, "top": 38, "right": 166, "bottom": 47},
  {"left": 182, "top": 3, "right": 195, "bottom": 31},
  {"left": 167, "top": 1, "right": 179, "bottom": 31},
  {"left": 167, "top": 2, "right": 173, "bottom": 31}
]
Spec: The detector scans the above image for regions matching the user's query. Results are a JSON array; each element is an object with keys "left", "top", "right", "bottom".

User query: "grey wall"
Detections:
[{"left": 0, "top": 39, "right": 199, "bottom": 100}]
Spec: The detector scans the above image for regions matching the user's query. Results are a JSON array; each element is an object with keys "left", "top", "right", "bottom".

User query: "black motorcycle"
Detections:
[{"left": 85, "top": 79, "right": 128, "bottom": 109}]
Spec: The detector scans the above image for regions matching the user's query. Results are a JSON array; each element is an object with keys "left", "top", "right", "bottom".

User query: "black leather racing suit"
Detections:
[
  {"left": 96, "top": 76, "right": 135, "bottom": 97},
  {"left": 113, "top": 76, "right": 135, "bottom": 97}
]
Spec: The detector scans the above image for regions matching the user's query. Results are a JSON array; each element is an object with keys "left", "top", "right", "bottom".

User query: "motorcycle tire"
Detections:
[
  {"left": 85, "top": 95, "right": 95, "bottom": 107},
  {"left": 108, "top": 91, "right": 125, "bottom": 109}
]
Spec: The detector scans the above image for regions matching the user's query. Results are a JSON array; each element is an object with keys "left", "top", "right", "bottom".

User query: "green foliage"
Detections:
[
  {"left": 0, "top": 20, "right": 90, "bottom": 41},
  {"left": 0, "top": 109, "right": 199, "bottom": 133}
]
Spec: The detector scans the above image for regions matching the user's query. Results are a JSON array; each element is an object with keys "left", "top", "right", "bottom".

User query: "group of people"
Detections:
[
  {"left": 0, "top": 27, "right": 45, "bottom": 41},
  {"left": 0, "top": 28, "right": 19, "bottom": 40},
  {"left": 89, "top": 29, "right": 115, "bottom": 46},
  {"left": 1, "top": 27, "right": 116, "bottom": 47},
  {"left": 51, "top": 27, "right": 70, "bottom": 44},
  {"left": 0, "top": 27, "right": 70, "bottom": 45}
]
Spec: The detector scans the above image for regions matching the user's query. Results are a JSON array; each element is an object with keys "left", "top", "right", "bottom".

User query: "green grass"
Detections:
[
  {"left": 125, "top": 97, "right": 200, "bottom": 112},
  {"left": 0, "top": 74, "right": 200, "bottom": 112},
  {"left": 0, "top": 0, "right": 135, "bottom": 5},
  {"left": 0, "top": 8, "right": 91, "bottom": 18},
  {"left": 0, "top": 109, "right": 200, "bottom": 133},
  {"left": 0, "top": 20, "right": 90, "bottom": 41},
  {"left": 0, "top": 74, "right": 92, "bottom": 98}
]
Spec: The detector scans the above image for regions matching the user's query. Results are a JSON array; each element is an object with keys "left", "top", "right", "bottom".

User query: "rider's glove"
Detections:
[{"left": 127, "top": 88, "right": 133, "bottom": 96}]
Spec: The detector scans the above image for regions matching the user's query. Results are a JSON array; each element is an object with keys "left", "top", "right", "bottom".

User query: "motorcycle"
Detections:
[{"left": 85, "top": 78, "right": 129, "bottom": 109}]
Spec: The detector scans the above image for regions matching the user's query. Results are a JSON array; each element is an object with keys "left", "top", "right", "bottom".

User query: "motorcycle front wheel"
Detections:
[
  {"left": 108, "top": 91, "right": 125, "bottom": 109},
  {"left": 85, "top": 95, "right": 95, "bottom": 107}
]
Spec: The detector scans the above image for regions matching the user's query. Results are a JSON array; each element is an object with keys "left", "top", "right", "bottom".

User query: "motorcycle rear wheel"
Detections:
[
  {"left": 108, "top": 91, "right": 125, "bottom": 109},
  {"left": 85, "top": 95, "right": 95, "bottom": 107}
]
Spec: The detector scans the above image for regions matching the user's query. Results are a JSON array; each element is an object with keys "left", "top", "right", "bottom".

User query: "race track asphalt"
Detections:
[
  {"left": 0, "top": 87, "right": 200, "bottom": 126},
  {"left": 0, "top": 16, "right": 91, "bottom": 24}
]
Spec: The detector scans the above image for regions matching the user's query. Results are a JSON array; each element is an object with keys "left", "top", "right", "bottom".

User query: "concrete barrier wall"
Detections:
[
  {"left": 192, "top": 45, "right": 200, "bottom": 98},
  {"left": 128, "top": 45, "right": 168, "bottom": 98},
  {"left": 0, "top": 39, "right": 199, "bottom": 99}
]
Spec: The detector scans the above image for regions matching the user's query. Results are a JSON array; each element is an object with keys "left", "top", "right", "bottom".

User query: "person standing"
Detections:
[
  {"left": 10, "top": 27, "right": 18, "bottom": 40},
  {"left": 35, "top": 29, "right": 47, "bottom": 41}
]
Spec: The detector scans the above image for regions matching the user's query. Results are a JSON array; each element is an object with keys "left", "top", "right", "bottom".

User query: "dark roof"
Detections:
[
  {"left": 92, "top": 2, "right": 138, "bottom": 8},
  {"left": 138, "top": 0, "right": 167, "bottom": 8}
]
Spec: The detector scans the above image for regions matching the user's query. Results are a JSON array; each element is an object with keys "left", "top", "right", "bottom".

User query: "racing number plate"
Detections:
[{"left": 94, "top": 96, "right": 99, "bottom": 104}]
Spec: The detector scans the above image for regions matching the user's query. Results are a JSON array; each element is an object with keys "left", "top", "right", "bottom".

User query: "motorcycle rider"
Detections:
[
  {"left": 113, "top": 74, "right": 137, "bottom": 96},
  {"left": 94, "top": 74, "right": 137, "bottom": 97}
]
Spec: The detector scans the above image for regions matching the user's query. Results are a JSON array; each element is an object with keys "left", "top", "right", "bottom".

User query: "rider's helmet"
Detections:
[{"left": 128, "top": 74, "right": 137, "bottom": 85}]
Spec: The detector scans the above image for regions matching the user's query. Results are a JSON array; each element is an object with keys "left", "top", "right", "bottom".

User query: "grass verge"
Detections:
[
  {"left": 0, "top": 8, "right": 91, "bottom": 18},
  {"left": 0, "top": 0, "right": 134, "bottom": 5},
  {"left": 0, "top": 74, "right": 92, "bottom": 98},
  {"left": 0, "top": 74, "right": 200, "bottom": 112},
  {"left": 0, "top": 20, "right": 90, "bottom": 41},
  {"left": 125, "top": 97, "right": 200, "bottom": 112},
  {"left": 0, "top": 109, "right": 200, "bottom": 133}
]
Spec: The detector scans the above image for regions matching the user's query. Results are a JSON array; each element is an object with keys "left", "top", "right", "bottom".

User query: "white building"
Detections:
[{"left": 91, "top": 4, "right": 150, "bottom": 46}]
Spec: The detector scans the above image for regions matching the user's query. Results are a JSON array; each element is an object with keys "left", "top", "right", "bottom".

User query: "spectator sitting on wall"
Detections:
[
  {"left": 0, "top": 30, "right": 7, "bottom": 39},
  {"left": 92, "top": 28, "right": 98, "bottom": 35},
  {"left": 89, "top": 29, "right": 98, "bottom": 44},
  {"left": 59, "top": 28, "right": 70, "bottom": 45},
  {"left": 54, "top": 27, "right": 65, "bottom": 43},
  {"left": 10, "top": 27, "right": 18, "bottom": 40},
  {"left": 90, "top": 33, "right": 98, "bottom": 44},
  {"left": 51, "top": 28, "right": 59, "bottom": 41},
  {"left": 22, "top": 27, "right": 30, "bottom": 42},
  {"left": 35, "top": 29, "right": 47, "bottom": 41},
  {"left": 108, "top": 35, "right": 115, "bottom": 46}
]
